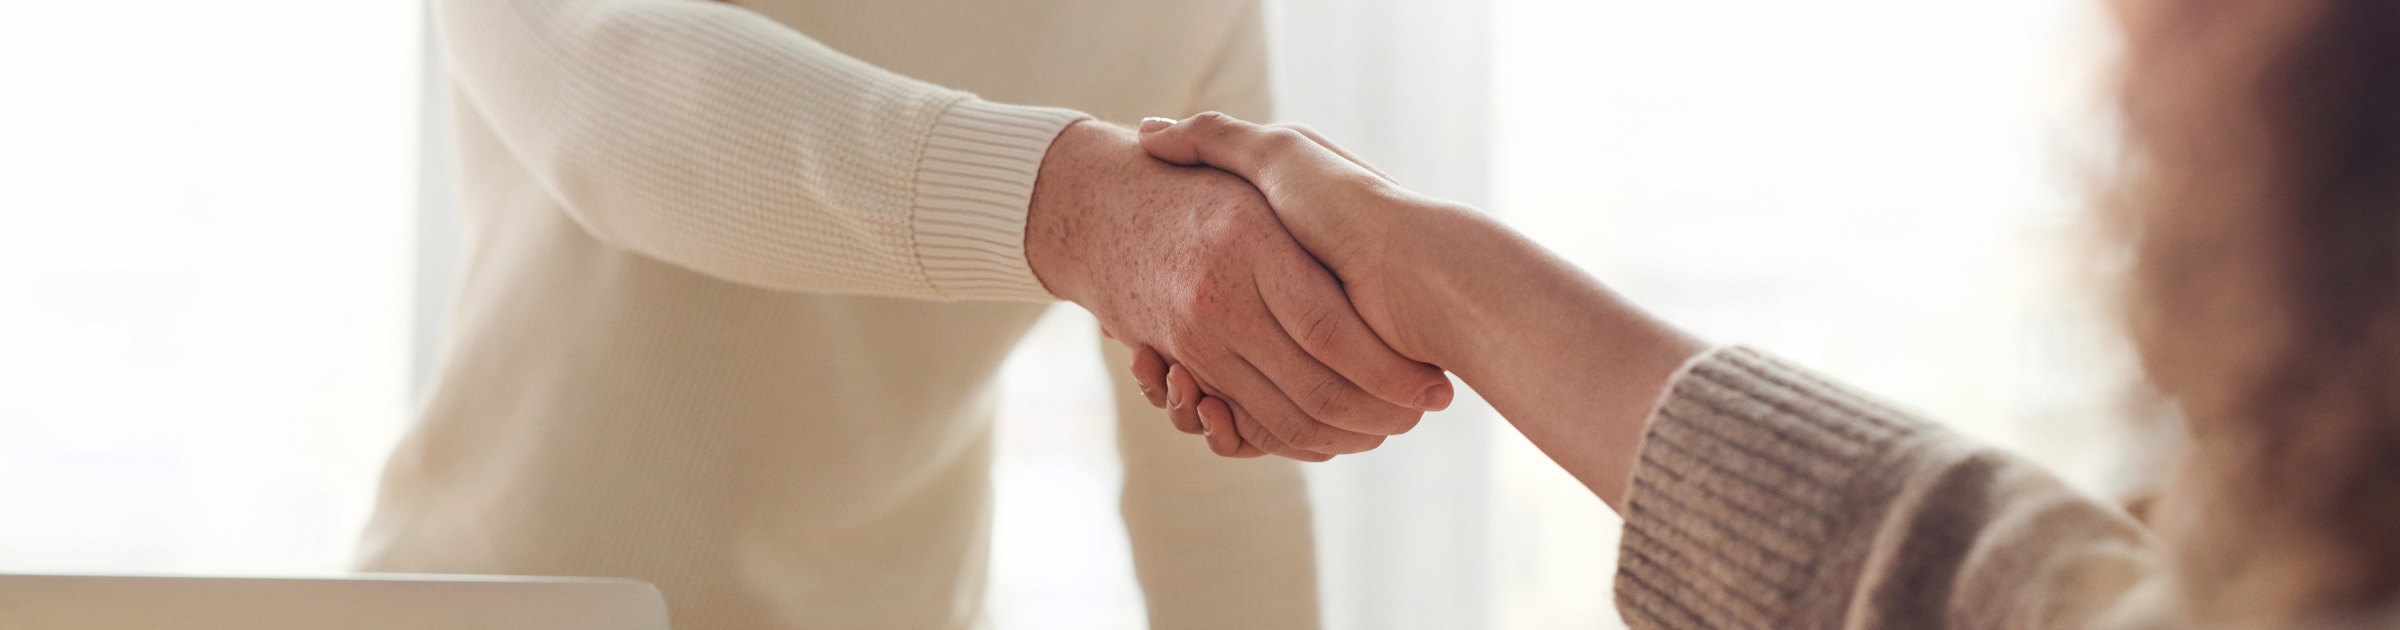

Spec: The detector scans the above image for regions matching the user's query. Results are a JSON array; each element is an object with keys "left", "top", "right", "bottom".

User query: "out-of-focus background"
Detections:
[{"left": 0, "top": 0, "right": 2125, "bottom": 628}]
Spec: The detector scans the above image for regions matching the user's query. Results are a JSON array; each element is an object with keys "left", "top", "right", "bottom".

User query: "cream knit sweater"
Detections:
[{"left": 358, "top": 1, "right": 1317, "bottom": 629}]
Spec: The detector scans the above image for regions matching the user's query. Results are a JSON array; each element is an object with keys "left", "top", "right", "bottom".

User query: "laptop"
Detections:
[{"left": 0, "top": 573, "right": 669, "bottom": 629}]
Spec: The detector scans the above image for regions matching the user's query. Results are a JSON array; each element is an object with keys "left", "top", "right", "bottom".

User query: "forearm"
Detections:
[
  {"left": 439, "top": 0, "right": 1082, "bottom": 299},
  {"left": 1402, "top": 208, "right": 2166, "bottom": 628},
  {"left": 1391, "top": 206, "right": 1706, "bottom": 510},
  {"left": 1614, "top": 348, "right": 2168, "bottom": 629}
]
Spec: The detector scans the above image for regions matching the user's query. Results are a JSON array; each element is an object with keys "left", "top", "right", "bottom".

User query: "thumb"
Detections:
[
  {"left": 1136, "top": 112, "right": 1296, "bottom": 181},
  {"left": 1136, "top": 116, "right": 1206, "bottom": 166},
  {"left": 1142, "top": 113, "right": 1396, "bottom": 188},
  {"left": 1138, "top": 116, "right": 1179, "bottom": 136}
]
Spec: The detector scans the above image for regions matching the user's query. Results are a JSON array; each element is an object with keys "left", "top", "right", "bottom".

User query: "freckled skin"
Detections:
[{"left": 1023, "top": 121, "right": 1439, "bottom": 460}]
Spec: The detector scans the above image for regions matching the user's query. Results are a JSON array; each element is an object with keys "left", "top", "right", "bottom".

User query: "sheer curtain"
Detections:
[
  {"left": 1486, "top": 0, "right": 2128, "bottom": 488},
  {"left": 1264, "top": 1, "right": 1500, "bottom": 629}
]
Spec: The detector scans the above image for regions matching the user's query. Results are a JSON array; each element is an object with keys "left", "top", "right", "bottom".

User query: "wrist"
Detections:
[
  {"left": 1024, "top": 120, "right": 1135, "bottom": 305},
  {"left": 1406, "top": 211, "right": 1702, "bottom": 380},
  {"left": 1378, "top": 203, "right": 1516, "bottom": 368},
  {"left": 1392, "top": 207, "right": 1703, "bottom": 506}
]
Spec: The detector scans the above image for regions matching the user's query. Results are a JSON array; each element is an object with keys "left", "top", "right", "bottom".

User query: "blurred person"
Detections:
[
  {"left": 1127, "top": 0, "right": 2400, "bottom": 625},
  {"left": 357, "top": 1, "right": 1456, "bottom": 629}
]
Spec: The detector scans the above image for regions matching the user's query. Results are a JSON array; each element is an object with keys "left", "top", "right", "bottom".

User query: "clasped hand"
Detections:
[
  {"left": 1025, "top": 114, "right": 1459, "bottom": 461},
  {"left": 1024, "top": 119, "right": 1451, "bottom": 461}
]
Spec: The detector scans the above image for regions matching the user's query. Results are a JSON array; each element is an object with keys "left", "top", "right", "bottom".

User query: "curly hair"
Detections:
[{"left": 2114, "top": 0, "right": 2400, "bottom": 622}]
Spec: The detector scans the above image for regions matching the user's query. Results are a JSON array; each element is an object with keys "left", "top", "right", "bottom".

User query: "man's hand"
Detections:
[
  {"left": 1133, "top": 115, "right": 1472, "bottom": 364},
  {"left": 1115, "top": 113, "right": 1483, "bottom": 456},
  {"left": 1023, "top": 121, "right": 1453, "bottom": 461}
]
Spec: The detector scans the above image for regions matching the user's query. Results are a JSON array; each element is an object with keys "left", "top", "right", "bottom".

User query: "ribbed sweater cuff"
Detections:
[
  {"left": 1613, "top": 346, "right": 1933, "bottom": 629},
  {"left": 911, "top": 97, "right": 1090, "bottom": 301}
]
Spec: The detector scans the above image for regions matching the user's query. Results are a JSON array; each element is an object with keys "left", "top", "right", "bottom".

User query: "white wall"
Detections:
[{"left": 0, "top": 1, "right": 421, "bottom": 574}]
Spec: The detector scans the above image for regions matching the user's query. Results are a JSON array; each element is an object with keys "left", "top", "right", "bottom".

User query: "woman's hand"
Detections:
[{"left": 1124, "top": 114, "right": 1707, "bottom": 509}]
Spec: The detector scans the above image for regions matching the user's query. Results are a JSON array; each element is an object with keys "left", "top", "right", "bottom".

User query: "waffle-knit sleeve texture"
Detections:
[
  {"left": 434, "top": 0, "right": 1087, "bottom": 301},
  {"left": 1614, "top": 347, "right": 2171, "bottom": 630}
]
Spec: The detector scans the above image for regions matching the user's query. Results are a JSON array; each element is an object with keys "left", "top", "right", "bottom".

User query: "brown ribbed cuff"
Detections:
[
  {"left": 910, "top": 97, "right": 1090, "bottom": 301},
  {"left": 1613, "top": 346, "right": 1934, "bottom": 629}
]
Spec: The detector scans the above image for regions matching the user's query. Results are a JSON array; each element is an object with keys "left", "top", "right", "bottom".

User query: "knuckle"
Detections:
[
  {"left": 1252, "top": 429, "right": 1302, "bottom": 458},
  {"left": 1240, "top": 419, "right": 1300, "bottom": 457},
  {"left": 1364, "top": 370, "right": 1425, "bottom": 406},
  {"left": 1232, "top": 127, "right": 1303, "bottom": 166},
  {"left": 1162, "top": 304, "right": 1206, "bottom": 337},
  {"left": 1262, "top": 127, "right": 1311, "bottom": 152},
  {"left": 1295, "top": 306, "right": 1344, "bottom": 354},
  {"left": 1284, "top": 422, "right": 1340, "bottom": 453},
  {"left": 1191, "top": 111, "right": 1237, "bottom": 136},
  {"left": 1299, "top": 376, "right": 1352, "bottom": 421},
  {"left": 1174, "top": 275, "right": 1227, "bottom": 315},
  {"left": 1237, "top": 416, "right": 1273, "bottom": 444},
  {"left": 1266, "top": 414, "right": 1312, "bottom": 444}
]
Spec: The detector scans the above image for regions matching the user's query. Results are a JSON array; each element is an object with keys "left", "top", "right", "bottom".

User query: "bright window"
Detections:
[
  {"left": 1487, "top": 1, "right": 2126, "bottom": 626},
  {"left": 0, "top": 2, "right": 420, "bottom": 572}
]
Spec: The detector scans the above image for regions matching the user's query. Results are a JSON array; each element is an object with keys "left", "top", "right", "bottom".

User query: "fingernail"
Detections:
[
  {"left": 1414, "top": 381, "right": 1455, "bottom": 411},
  {"left": 1166, "top": 379, "right": 1183, "bottom": 410},
  {"left": 1139, "top": 117, "right": 1176, "bottom": 134}
]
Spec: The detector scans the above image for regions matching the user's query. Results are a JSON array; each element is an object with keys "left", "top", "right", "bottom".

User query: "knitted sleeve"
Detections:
[
  {"left": 434, "top": 0, "right": 1088, "bottom": 300},
  {"left": 1614, "top": 347, "right": 2175, "bottom": 630}
]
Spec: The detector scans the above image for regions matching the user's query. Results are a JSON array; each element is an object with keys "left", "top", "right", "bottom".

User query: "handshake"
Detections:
[{"left": 1023, "top": 113, "right": 1475, "bottom": 461}]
